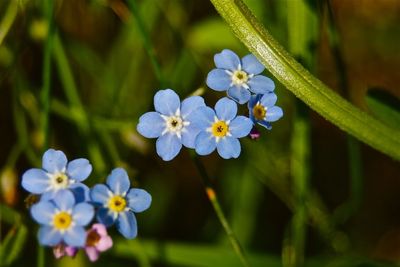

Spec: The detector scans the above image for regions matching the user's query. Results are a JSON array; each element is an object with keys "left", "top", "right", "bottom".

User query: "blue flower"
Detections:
[
  {"left": 192, "top": 97, "right": 253, "bottom": 159},
  {"left": 22, "top": 149, "right": 92, "bottom": 200},
  {"left": 137, "top": 89, "right": 206, "bottom": 161},
  {"left": 206, "top": 49, "right": 275, "bottom": 104},
  {"left": 248, "top": 93, "right": 283, "bottom": 130},
  {"left": 30, "top": 190, "right": 94, "bottom": 247},
  {"left": 90, "top": 168, "right": 152, "bottom": 239}
]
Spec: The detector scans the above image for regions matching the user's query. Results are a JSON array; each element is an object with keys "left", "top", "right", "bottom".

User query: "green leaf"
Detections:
[
  {"left": 209, "top": 0, "right": 400, "bottom": 160},
  {"left": 366, "top": 88, "right": 400, "bottom": 129},
  {"left": 0, "top": 225, "right": 28, "bottom": 266}
]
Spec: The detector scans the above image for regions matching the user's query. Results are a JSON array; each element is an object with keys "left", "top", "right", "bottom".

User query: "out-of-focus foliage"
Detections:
[{"left": 1, "top": 0, "right": 400, "bottom": 266}]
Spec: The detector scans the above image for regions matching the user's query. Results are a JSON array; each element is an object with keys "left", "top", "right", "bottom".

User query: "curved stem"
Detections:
[
  {"left": 209, "top": 0, "right": 400, "bottom": 160},
  {"left": 191, "top": 155, "right": 250, "bottom": 267}
]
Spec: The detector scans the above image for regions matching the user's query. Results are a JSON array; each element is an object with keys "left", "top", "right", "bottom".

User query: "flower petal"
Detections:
[
  {"left": 265, "top": 106, "right": 283, "bottom": 122},
  {"left": 31, "top": 201, "right": 56, "bottom": 225},
  {"left": 206, "top": 69, "right": 231, "bottom": 91},
  {"left": 195, "top": 131, "right": 217, "bottom": 156},
  {"left": 96, "top": 208, "right": 116, "bottom": 227},
  {"left": 90, "top": 184, "right": 111, "bottom": 205},
  {"left": 216, "top": 137, "right": 241, "bottom": 159},
  {"left": 229, "top": 116, "right": 253, "bottom": 138},
  {"left": 70, "top": 183, "right": 90, "bottom": 203},
  {"left": 38, "top": 226, "right": 62, "bottom": 246},
  {"left": 21, "top": 168, "right": 49, "bottom": 194},
  {"left": 85, "top": 247, "right": 99, "bottom": 262},
  {"left": 64, "top": 226, "right": 87, "bottom": 247},
  {"left": 227, "top": 86, "right": 251, "bottom": 104},
  {"left": 181, "top": 96, "right": 206, "bottom": 119},
  {"left": 96, "top": 235, "right": 113, "bottom": 251},
  {"left": 42, "top": 149, "right": 68, "bottom": 173},
  {"left": 127, "top": 189, "right": 152, "bottom": 213},
  {"left": 248, "top": 75, "right": 275, "bottom": 94},
  {"left": 66, "top": 158, "right": 92, "bottom": 182},
  {"left": 106, "top": 168, "right": 131, "bottom": 195},
  {"left": 92, "top": 223, "right": 108, "bottom": 237},
  {"left": 72, "top": 203, "right": 94, "bottom": 226},
  {"left": 154, "top": 89, "right": 180, "bottom": 116},
  {"left": 116, "top": 211, "right": 137, "bottom": 239},
  {"left": 65, "top": 246, "right": 78, "bottom": 257},
  {"left": 189, "top": 106, "right": 215, "bottom": 130},
  {"left": 181, "top": 124, "right": 201, "bottom": 149},
  {"left": 241, "top": 54, "right": 265, "bottom": 75},
  {"left": 215, "top": 97, "right": 237, "bottom": 121},
  {"left": 137, "top": 112, "right": 165, "bottom": 138},
  {"left": 53, "top": 190, "right": 75, "bottom": 211},
  {"left": 260, "top": 92, "right": 278, "bottom": 108},
  {"left": 257, "top": 120, "right": 272, "bottom": 130},
  {"left": 156, "top": 133, "right": 182, "bottom": 161},
  {"left": 214, "top": 49, "right": 240, "bottom": 70}
]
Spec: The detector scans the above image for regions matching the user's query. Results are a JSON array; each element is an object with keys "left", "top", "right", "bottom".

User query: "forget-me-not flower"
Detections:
[
  {"left": 248, "top": 93, "right": 283, "bottom": 130},
  {"left": 22, "top": 148, "right": 92, "bottom": 200},
  {"left": 192, "top": 97, "right": 253, "bottom": 159},
  {"left": 30, "top": 190, "right": 94, "bottom": 247},
  {"left": 90, "top": 168, "right": 152, "bottom": 239},
  {"left": 206, "top": 49, "right": 275, "bottom": 104},
  {"left": 137, "top": 89, "right": 205, "bottom": 161}
]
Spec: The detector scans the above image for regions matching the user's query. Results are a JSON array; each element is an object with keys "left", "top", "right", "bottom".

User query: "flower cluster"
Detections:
[
  {"left": 137, "top": 49, "right": 283, "bottom": 161},
  {"left": 22, "top": 149, "right": 152, "bottom": 262}
]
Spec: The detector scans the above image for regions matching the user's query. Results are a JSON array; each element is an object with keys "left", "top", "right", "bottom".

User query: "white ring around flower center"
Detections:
[
  {"left": 48, "top": 171, "right": 71, "bottom": 191},
  {"left": 161, "top": 109, "right": 189, "bottom": 139}
]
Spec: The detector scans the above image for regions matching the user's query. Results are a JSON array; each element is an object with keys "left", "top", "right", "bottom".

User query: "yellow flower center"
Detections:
[
  {"left": 253, "top": 104, "right": 266, "bottom": 120},
  {"left": 211, "top": 121, "right": 229, "bottom": 137},
  {"left": 232, "top": 70, "right": 248, "bottom": 85},
  {"left": 53, "top": 212, "right": 72, "bottom": 230},
  {"left": 108, "top": 195, "right": 127, "bottom": 212}
]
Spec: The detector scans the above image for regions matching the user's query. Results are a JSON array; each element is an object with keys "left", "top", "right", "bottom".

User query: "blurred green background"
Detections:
[{"left": 1, "top": 0, "right": 400, "bottom": 266}]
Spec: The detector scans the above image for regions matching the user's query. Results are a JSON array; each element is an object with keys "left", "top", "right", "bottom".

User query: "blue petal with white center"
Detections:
[
  {"left": 248, "top": 93, "right": 283, "bottom": 130},
  {"left": 21, "top": 169, "right": 49, "bottom": 194},
  {"left": 195, "top": 132, "right": 217, "bottom": 156},
  {"left": 217, "top": 137, "right": 241, "bottom": 159},
  {"left": 156, "top": 133, "right": 182, "bottom": 161},
  {"left": 116, "top": 211, "right": 138, "bottom": 239},
  {"left": 107, "top": 168, "right": 131, "bottom": 195},
  {"left": 214, "top": 49, "right": 240, "bottom": 70},
  {"left": 248, "top": 75, "right": 275, "bottom": 94},
  {"left": 227, "top": 86, "right": 251, "bottom": 104},
  {"left": 206, "top": 69, "right": 231, "bottom": 91},
  {"left": 207, "top": 50, "right": 276, "bottom": 105},
  {"left": 31, "top": 188, "right": 94, "bottom": 247},
  {"left": 242, "top": 54, "right": 265, "bottom": 75},
  {"left": 137, "top": 89, "right": 205, "bottom": 161},
  {"left": 42, "top": 149, "right": 68, "bottom": 173},
  {"left": 91, "top": 168, "right": 152, "bottom": 239},
  {"left": 21, "top": 148, "right": 92, "bottom": 200},
  {"left": 67, "top": 158, "right": 92, "bottom": 182},
  {"left": 127, "top": 189, "right": 152, "bottom": 213},
  {"left": 154, "top": 89, "right": 180, "bottom": 116},
  {"left": 215, "top": 97, "right": 237, "bottom": 121},
  {"left": 229, "top": 116, "right": 253, "bottom": 138},
  {"left": 137, "top": 112, "right": 164, "bottom": 138}
]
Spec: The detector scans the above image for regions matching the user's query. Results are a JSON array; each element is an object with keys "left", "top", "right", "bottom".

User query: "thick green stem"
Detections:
[
  {"left": 210, "top": 0, "right": 400, "bottom": 160},
  {"left": 191, "top": 155, "right": 250, "bottom": 267}
]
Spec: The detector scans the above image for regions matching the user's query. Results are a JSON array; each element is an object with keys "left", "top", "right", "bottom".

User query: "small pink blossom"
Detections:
[
  {"left": 53, "top": 244, "right": 78, "bottom": 259},
  {"left": 84, "top": 223, "right": 113, "bottom": 262}
]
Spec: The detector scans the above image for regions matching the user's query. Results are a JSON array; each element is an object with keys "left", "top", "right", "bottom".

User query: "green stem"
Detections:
[
  {"left": 209, "top": 0, "right": 400, "bottom": 160},
  {"left": 0, "top": 0, "right": 18, "bottom": 45},
  {"left": 127, "top": 0, "right": 165, "bottom": 88},
  {"left": 191, "top": 155, "right": 250, "bottom": 267},
  {"left": 41, "top": 0, "right": 55, "bottom": 152}
]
